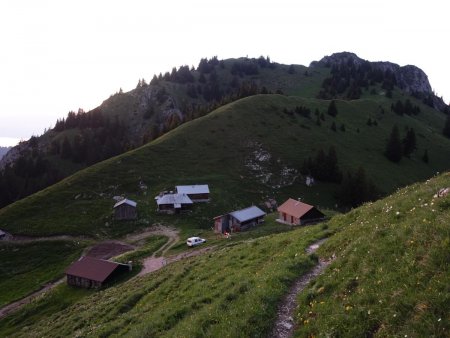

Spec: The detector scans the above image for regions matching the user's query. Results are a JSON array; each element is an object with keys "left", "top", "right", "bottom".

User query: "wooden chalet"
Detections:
[
  {"left": 156, "top": 193, "right": 193, "bottom": 214},
  {"left": 277, "top": 198, "right": 325, "bottom": 225},
  {"left": 113, "top": 198, "right": 137, "bottom": 220},
  {"left": 214, "top": 206, "right": 266, "bottom": 233},
  {"left": 65, "top": 256, "right": 131, "bottom": 289},
  {"left": 175, "top": 185, "right": 210, "bottom": 202}
]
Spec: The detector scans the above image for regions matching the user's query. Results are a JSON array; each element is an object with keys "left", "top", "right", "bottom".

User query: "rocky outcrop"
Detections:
[
  {"left": 311, "top": 52, "right": 446, "bottom": 111},
  {"left": 0, "top": 147, "right": 11, "bottom": 161},
  {"left": 0, "top": 144, "right": 24, "bottom": 169}
]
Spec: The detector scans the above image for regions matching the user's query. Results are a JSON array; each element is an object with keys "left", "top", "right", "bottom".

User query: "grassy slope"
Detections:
[
  {"left": 0, "top": 221, "right": 333, "bottom": 337},
  {"left": 1, "top": 93, "right": 449, "bottom": 237},
  {"left": 294, "top": 172, "right": 450, "bottom": 337},
  {"left": 0, "top": 240, "right": 86, "bottom": 307},
  {"left": 1, "top": 173, "right": 448, "bottom": 337}
]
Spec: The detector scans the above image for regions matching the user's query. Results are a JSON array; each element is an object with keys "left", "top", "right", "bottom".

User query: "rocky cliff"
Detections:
[{"left": 311, "top": 52, "right": 446, "bottom": 110}]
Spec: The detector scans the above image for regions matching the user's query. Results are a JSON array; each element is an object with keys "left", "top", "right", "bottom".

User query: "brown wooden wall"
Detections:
[{"left": 114, "top": 204, "right": 137, "bottom": 220}]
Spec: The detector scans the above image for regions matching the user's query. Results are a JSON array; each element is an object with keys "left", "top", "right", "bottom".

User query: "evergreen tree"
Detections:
[
  {"left": 338, "top": 166, "right": 377, "bottom": 208},
  {"left": 60, "top": 136, "right": 72, "bottom": 159},
  {"left": 385, "top": 124, "right": 402, "bottom": 162},
  {"left": 327, "top": 100, "right": 338, "bottom": 117},
  {"left": 331, "top": 121, "right": 337, "bottom": 131},
  {"left": 422, "top": 149, "right": 429, "bottom": 163},
  {"left": 288, "top": 64, "right": 295, "bottom": 74},
  {"left": 340, "top": 123, "right": 346, "bottom": 132},
  {"left": 324, "top": 146, "right": 342, "bottom": 182},
  {"left": 443, "top": 114, "right": 450, "bottom": 138},
  {"left": 316, "top": 116, "right": 321, "bottom": 126},
  {"left": 402, "top": 128, "right": 417, "bottom": 157}
]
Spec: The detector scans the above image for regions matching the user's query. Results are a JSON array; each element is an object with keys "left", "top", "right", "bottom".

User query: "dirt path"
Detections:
[
  {"left": 0, "top": 227, "right": 172, "bottom": 320},
  {"left": 136, "top": 224, "right": 217, "bottom": 277},
  {"left": 270, "top": 238, "right": 334, "bottom": 338},
  {"left": 1, "top": 234, "right": 87, "bottom": 243},
  {"left": 139, "top": 245, "right": 215, "bottom": 276},
  {"left": 0, "top": 278, "right": 65, "bottom": 319}
]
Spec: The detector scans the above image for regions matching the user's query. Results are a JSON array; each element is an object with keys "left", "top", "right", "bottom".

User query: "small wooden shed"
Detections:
[
  {"left": 175, "top": 185, "right": 210, "bottom": 202},
  {"left": 65, "top": 256, "right": 131, "bottom": 289},
  {"left": 113, "top": 199, "right": 137, "bottom": 220},
  {"left": 277, "top": 198, "right": 325, "bottom": 225}
]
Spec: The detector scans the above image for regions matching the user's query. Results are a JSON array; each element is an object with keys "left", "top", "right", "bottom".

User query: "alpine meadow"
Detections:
[{"left": 0, "top": 52, "right": 449, "bottom": 338}]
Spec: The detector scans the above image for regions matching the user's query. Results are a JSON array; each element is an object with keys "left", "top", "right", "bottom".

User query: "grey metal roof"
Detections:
[
  {"left": 230, "top": 206, "right": 266, "bottom": 222},
  {"left": 114, "top": 198, "right": 137, "bottom": 208},
  {"left": 0, "top": 230, "right": 5, "bottom": 236},
  {"left": 156, "top": 193, "right": 193, "bottom": 205},
  {"left": 176, "top": 185, "right": 210, "bottom": 195}
]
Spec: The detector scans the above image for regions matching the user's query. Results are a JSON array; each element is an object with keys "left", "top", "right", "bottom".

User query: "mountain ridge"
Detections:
[{"left": 0, "top": 52, "right": 448, "bottom": 209}]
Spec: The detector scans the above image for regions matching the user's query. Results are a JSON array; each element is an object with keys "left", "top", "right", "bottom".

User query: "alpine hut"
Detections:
[
  {"left": 175, "top": 185, "right": 210, "bottom": 202},
  {"left": 214, "top": 206, "right": 266, "bottom": 233},
  {"left": 277, "top": 198, "right": 325, "bottom": 225},
  {"left": 156, "top": 193, "right": 193, "bottom": 214},
  {"left": 65, "top": 256, "right": 131, "bottom": 288},
  {"left": 113, "top": 198, "right": 137, "bottom": 220}
]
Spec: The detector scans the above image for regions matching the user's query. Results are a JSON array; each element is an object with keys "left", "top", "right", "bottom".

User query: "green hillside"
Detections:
[
  {"left": 1, "top": 92, "right": 449, "bottom": 237},
  {"left": 1, "top": 172, "right": 448, "bottom": 337}
]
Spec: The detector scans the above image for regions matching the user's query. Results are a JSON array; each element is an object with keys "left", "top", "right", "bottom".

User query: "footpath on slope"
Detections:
[
  {"left": 270, "top": 238, "right": 334, "bottom": 338},
  {"left": 0, "top": 225, "right": 174, "bottom": 319}
]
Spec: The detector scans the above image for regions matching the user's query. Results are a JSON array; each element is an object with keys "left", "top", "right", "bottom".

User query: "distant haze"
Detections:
[{"left": 0, "top": 0, "right": 448, "bottom": 146}]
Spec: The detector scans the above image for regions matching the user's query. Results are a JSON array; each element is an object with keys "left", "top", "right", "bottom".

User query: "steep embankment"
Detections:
[
  {"left": 1, "top": 173, "right": 448, "bottom": 337},
  {"left": 1, "top": 93, "right": 449, "bottom": 237}
]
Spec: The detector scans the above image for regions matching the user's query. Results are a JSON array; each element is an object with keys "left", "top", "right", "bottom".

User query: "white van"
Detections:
[{"left": 186, "top": 236, "right": 206, "bottom": 247}]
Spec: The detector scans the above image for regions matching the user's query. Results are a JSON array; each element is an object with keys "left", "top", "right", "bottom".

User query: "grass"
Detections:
[
  {"left": 0, "top": 222, "right": 335, "bottom": 337},
  {"left": 1, "top": 93, "right": 449, "bottom": 238},
  {"left": 115, "top": 235, "right": 168, "bottom": 264},
  {"left": 0, "top": 173, "right": 448, "bottom": 337},
  {"left": 293, "top": 172, "right": 450, "bottom": 337},
  {"left": 0, "top": 284, "right": 94, "bottom": 337},
  {"left": 0, "top": 240, "right": 86, "bottom": 307}
]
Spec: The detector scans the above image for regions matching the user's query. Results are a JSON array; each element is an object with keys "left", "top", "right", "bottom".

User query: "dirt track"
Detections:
[
  {"left": 271, "top": 238, "right": 334, "bottom": 338},
  {"left": 0, "top": 225, "right": 177, "bottom": 319}
]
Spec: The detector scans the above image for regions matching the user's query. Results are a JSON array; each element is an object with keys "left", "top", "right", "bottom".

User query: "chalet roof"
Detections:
[
  {"left": 113, "top": 198, "right": 137, "bottom": 208},
  {"left": 156, "top": 193, "right": 193, "bottom": 206},
  {"left": 176, "top": 184, "right": 210, "bottom": 195},
  {"left": 277, "top": 198, "right": 315, "bottom": 218},
  {"left": 230, "top": 206, "right": 266, "bottom": 222},
  {"left": 0, "top": 230, "right": 6, "bottom": 236},
  {"left": 65, "top": 256, "right": 120, "bottom": 282}
]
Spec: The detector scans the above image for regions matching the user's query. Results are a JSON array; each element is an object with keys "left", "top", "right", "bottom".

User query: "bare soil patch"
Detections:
[{"left": 85, "top": 241, "right": 134, "bottom": 260}]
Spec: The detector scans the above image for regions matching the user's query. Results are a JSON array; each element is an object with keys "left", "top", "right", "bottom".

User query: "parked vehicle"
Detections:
[{"left": 186, "top": 236, "right": 206, "bottom": 247}]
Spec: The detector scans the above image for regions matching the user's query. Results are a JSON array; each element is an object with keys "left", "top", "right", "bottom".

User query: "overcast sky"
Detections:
[{"left": 0, "top": 0, "right": 448, "bottom": 146}]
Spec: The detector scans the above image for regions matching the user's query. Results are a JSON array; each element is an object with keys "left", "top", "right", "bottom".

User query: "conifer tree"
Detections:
[
  {"left": 61, "top": 136, "right": 72, "bottom": 159},
  {"left": 402, "top": 128, "right": 417, "bottom": 157},
  {"left": 443, "top": 114, "right": 450, "bottom": 138},
  {"left": 327, "top": 100, "right": 338, "bottom": 117},
  {"left": 422, "top": 149, "right": 429, "bottom": 163},
  {"left": 385, "top": 124, "right": 402, "bottom": 162}
]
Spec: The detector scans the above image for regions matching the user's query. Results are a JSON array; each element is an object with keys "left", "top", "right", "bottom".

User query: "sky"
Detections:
[{"left": 0, "top": 0, "right": 448, "bottom": 147}]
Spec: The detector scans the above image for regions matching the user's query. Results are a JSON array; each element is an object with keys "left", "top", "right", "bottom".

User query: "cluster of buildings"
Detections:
[{"left": 67, "top": 185, "right": 325, "bottom": 289}]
